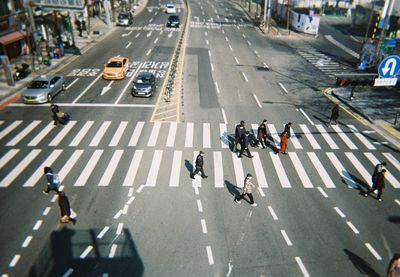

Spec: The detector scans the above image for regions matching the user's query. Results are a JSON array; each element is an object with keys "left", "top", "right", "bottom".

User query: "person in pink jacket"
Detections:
[{"left": 235, "top": 174, "right": 257, "bottom": 206}]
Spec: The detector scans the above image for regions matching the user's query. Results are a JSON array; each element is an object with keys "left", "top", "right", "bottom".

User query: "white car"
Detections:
[{"left": 165, "top": 4, "right": 176, "bottom": 14}]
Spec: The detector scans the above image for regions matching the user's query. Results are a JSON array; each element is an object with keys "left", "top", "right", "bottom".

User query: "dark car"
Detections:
[
  {"left": 167, "top": 15, "right": 180, "bottom": 28},
  {"left": 131, "top": 72, "right": 156, "bottom": 97},
  {"left": 117, "top": 12, "right": 133, "bottom": 26}
]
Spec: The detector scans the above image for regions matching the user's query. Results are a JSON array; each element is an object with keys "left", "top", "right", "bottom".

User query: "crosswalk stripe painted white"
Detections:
[
  {"left": 289, "top": 152, "right": 313, "bottom": 188},
  {"left": 148, "top": 122, "right": 161, "bottom": 147},
  {"left": 267, "top": 124, "right": 280, "bottom": 147},
  {"left": 315, "top": 124, "right": 339, "bottom": 149},
  {"left": 232, "top": 153, "right": 245, "bottom": 187},
  {"left": 0, "top": 149, "right": 19, "bottom": 170},
  {"left": 251, "top": 152, "right": 268, "bottom": 188},
  {"left": 270, "top": 152, "right": 291, "bottom": 188},
  {"left": 73, "top": 150, "right": 103, "bottom": 186},
  {"left": 99, "top": 150, "right": 124, "bottom": 186},
  {"left": 169, "top": 150, "right": 182, "bottom": 187},
  {"left": 185, "top": 123, "right": 194, "bottom": 147},
  {"left": 89, "top": 121, "right": 111, "bottom": 146},
  {"left": 28, "top": 122, "right": 55, "bottom": 146},
  {"left": 128, "top": 121, "right": 144, "bottom": 146},
  {"left": 166, "top": 122, "right": 178, "bottom": 147},
  {"left": 326, "top": 152, "right": 357, "bottom": 188},
  {"left": 383, "top": 153, "right": 400, "bottom": 171},
  {"left": 299, "top": 124, "right": 321, "bottom": 149},
  {"left": 69, "top": 121, "right": 94, "bottom": 146},
  {"left": 0, "top": 120, "right": 22, "bottom": 141},
  {"left": 331, "top": 125, "right": 357, "bottom": 150},
  {"left": 0, "top": 120, "right": 3, "bottom": 126},
  {"left": 49, "top": 121, "right": 77, "bottom": 146},
  {"left": 23, "top": 149, "right": 63, "bottom": 187},
  {"left": 109, "top": 121, "right": 128, "bottom": 147},
  {"left": 146, "top": 150, "right": 163, "bottom": 186},
  {"left": 6, "top": 120, "right": 41, "bottom": 146},
  {"left": 213, "top": 151, "right": 224, "bottom": 188},
  {"left": 289, "top": 126, "right": 302, "bottom": 149},
  {"left": 347, "top": 125, "right": 376, "bottom": 150},
  {"left": 219, "top": 123, "right": 229, "bottom": 148},
  {"left": 308, "top": 152, "right": 335, "bottom": 188},
  {"left": 0, "top": 149, "right": 41, "bottom": 187},
  {"left": 345, "top": 152, "right": 371, "bottom": 185},
  {"left": 58, "top": 150, "right": 84, "bottom": 182},
  {"left": 123, "top": 150, "right": 143, "bottom": 186},
  {"left": 192, "top": 151, "right": 201, "bottom": 187},
  {"left": 203, "top": 123, "right": 211, "bottom": 148},
  {"left": 364, "top": 152, "right": 400, "bottom": 188}
]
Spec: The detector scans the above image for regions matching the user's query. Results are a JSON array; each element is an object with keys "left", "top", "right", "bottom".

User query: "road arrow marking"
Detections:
[
  {"left": 362, "top": 130, "right": 376, "bottom": 134},
  {"left": 147, "top": 31, "right": 152, "bottom": 37},
  {"left": 382, "top": 58, "right": 397, "bottom": 76},
  {"left": 101, "top": 80, "right": 114, "bottom": 95}
]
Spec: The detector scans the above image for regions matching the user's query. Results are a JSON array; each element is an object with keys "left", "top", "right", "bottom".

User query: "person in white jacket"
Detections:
[{"left": 235, "top": 173, "right": 257, "bottom": 206}]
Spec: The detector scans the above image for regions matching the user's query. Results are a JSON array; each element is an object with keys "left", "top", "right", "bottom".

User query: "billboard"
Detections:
[{"left": 32, "top": 0, "right": 84, "bottom": 9}]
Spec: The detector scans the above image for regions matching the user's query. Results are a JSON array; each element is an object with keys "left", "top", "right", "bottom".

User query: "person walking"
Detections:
[
  {"left": 239, "top": 131, "right": 253, "bottom": 158},
  {"left": 372, "top": 161, "right": 387, "bottom": 180},
  {"left": 284, "top": 122, "right": 292, "bottom": 138},
  {"left": 235, "top": 174, "right": 257, "bottom": 206},
  {"left": 362, "top": 169, "right": 386, "bottom": 201},
  {"left": 257, "top": 119, "right": 268, "bottom": 149},
  {"left": 387, "top": 253, "right": 400, "bottom": 277},
  {"left": 43, "top": 166, "right": 60, "bottom": 194},
  {"left": 190, "top": 151, "right": 208, "bottom": 179},
  {"left": 328, "top": 104, "right": 339, "bottom": 126},
  {"left": 280, "top": 131, "right": 288, "bottom": 154},
  {"left": 235, "top": 120, "right": 246, "bottom": 152},
  {"left": 76, "top": 19, "right": 82, "bottom": 37},
  {"left": 57, "top": 191, "right": 77, "bottom": 224}
]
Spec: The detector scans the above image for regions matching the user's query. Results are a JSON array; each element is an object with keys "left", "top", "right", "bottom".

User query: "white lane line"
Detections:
[
  {"left": 252, "top": 152, "right": 268, "bottom": 188},
  {"left": 147, "top": 31, "right": 152, "bottom": 37},
  {"left": 62, "top": 268, "right": 74, "bottom": 277},
  {"left": 194, "top": 186, "right": 199, "bottom": 195},
  {"left": 197, "top": 199, "right": 203, "bottom": 212},
  {"left": 221, "top": 108, "right": 227, "bottom": 124},
  {"left": 115, "top": 63, "right": 143, "bottom": 104},
  {"left": 325, "top": 35, "right": 360, "bottom": 59},
  {"left": 258, "top": 187, "right": 265, "bottom": 197},
  {"left": 147, "top": 122, "right": 161, "bottom": 147},
  {"left": 146, "top": 49, "right": 152, "bottom": 56},
  {"left": 326, "top": 152, "right": 357, "bottom": 188},
  {"left": 253, "top": 94, "right": 262, "bottom": 108},
  {"left": 299, "top": 124, "right": 320, "bottom": 149},
  {"left": 89, "top": 121, "right": 111, "bottom": 146},
  {"left": 9, "top": 254, "right": 20, "bottom": 267},
  {"left": 59, "top": 149, "right": 83, "bottom": 181},
  {"left": 154, "top": 38, "right": 158, "bottom": 44},
  {"left": 206, "top": 246, "right": 214, "bottom": 265},
  {"left": 242, "top": 33, "right": 246, "bottom": 38},
  {"left": 280, "top": 230, "right": 293, "bottom": 246},
  {"left": 331, "top": 125, "right": 357, "bottom": 150},
  {"left": 211, "top": 63, "right": 214, "bottom": 71},
  {"left": 365, "top": 243, "right": 382, "bottom": 260},
  {"left": 74, "top": 150, "right": 103, "bottom": 186},
  {"left": 109, "top": 121, "right": 128, "bottom": 146},
  {"left": 205, "top": 31, "right": 207, "bottom": 36},
  {"left": 185, "top": 123, "right": 194, "bottom": 147},
  {"left": 33, "top": 220, "right": 43, "bottom": 231},
  {"left": 22, "top": 236, "right": 33, "bottom": 248},
  {"left": 395, "top": 199, "right": 400, "bottom": 206},
  {"left": 346, "top": 221, "right": 360, "bottom": 234},
  {"left": 192, "top": 151, "right": 201, "bottom": 187},
  {"left": 135, "top": 33, "right": 140, "bottom": 38},
  {"left": 80, "top": 246, "right": 93, "bottom": 259},
  {"left": 214, "top": 151, "right": 224, "bottom": 188},
  {"left": 241, "top": 72, "right": 248, "bottom": 82},
  {"left": 268, "top": 206, "right": 278, "bottom": 220},
  {"left": 51, "top": 194, "right": 57, "bottom": 203},
  {"left": 0, "top": 149, "right": 41, "bottom": 187},
  {"left": 334, "top": 207, "right": 346, "bottom": 218},
  {"left": 270, "top": 152, "right": 291, "bottom": 188},
  {"left": 66, "top": 78, "right": 79, "bottom": 90},
  {"left": 128, "top": 121, "right": 145, "bottom": 146},
  {"left": 263, "top": 62, "right": 269, "bottom": 69},
  {"left": 116, "top": 223, "right": 123, "bottom": 235},
  {"left": 169, "top": 151, "right": 182, "bottom": 187},
  {"left": 208, "top": 50, "right": 211, "bottom": 57},
  {"left": 289, "top": 152, "right": 313, "bottom": 188},
  {"left": 127, "top": 196, "right": 135, "bottom": 205},
  {"left": 267, "top": 124, "right": 280, "bottom": 147},
  {"left": 317, "top": 187, "right": 328, "bottom": 198},
  {"left": 215, "top": 82, "right": 220, "bottom": 94},
  {"left": 347, "top": 125, "right": 375, "bottom": 150},
  {"left": 49, "top": 120, "right": 76, "bottom": 146},
  {"left": 219, "top": 123, "right": 229, "bottom": 148},
  {"left": 229, "top": 44, "right": 232, "bottom": 50},
  {"left": 123, "top": 150, "right": 143, "bottom": 186},
  {"left": 145, "top": 150, "right": 163, "bottom": 186},
  {"left": 203, "top": 123, "right": 211, "bottom": 148},
  {"left": 10, "top": 103, "right": 155, "bottom": 108},
  {"left": 109, "top": 244, "right": 117, "bottom": 258},
  {"left": 128, "top": 188, "right": 134, "bottom": 197},
  {"left": 7, "top": 120, "right": 41, "bottom": 146},
  {"left": 295, "top": 257, "right": 310, "bottom": 277},
  {"left": 97, "top": 226, "right": 110, "bottom": 239},
  {"left": 125, "top": 41, "right": 132, "bottom": 48},
  {"left": 0, "top": 149, "right": 19, "bottom": 170},
  {"left": 149, "top": 18, "right": 153, "bottom": 23},
  {"left": 364, "top": 152, "right": 400, "bottom": 188},
  {"left": 278, "top": 83, "right": 288, "bottom": 94},
  {"left": 206, "top": 39, "right": 209, "bottom": 45},
  {"left": 69, "top": 121, "right": 94, "bottom": 146},
  {"left": 73, "top": 73, "right": 102, "bottom": 103},
  {"left": 234, "top": 56, "right": 239, "bottom": 64},
  {"left": 345, "top": 152, "right": 371, "bottom": 185},
  {"left": 99, "top": 150, "right": 123, "bottom": 186},
  {"left": 0, "top": 120, "right": 22, "bottom": 141},
  {"left": 113, "top": 210, "right": 122, "bottom": 219},
  {"left": 28, "top": 122, "right": 55, "bottom": 146},
  {"left": 225, "top": 36, "right": 229, "bottom": 42},
  {"left": 383, "top": 153, "right": 400, "bottom": 171},
  {"left": 232, "top": 153, "right": 245, "bottom": 187},
  {"left": 166, "top": 122, "right": 178, "bottom": 147},
  {"left": 308, "top": 152, "right": 336, "bottom": 188},
  {"left": 247, "top": 40, "right": 251, "bottom": 46},
  {"left": 168, "top": 32, "right": 173, "bottom": 38},
  {"left": 315, "top": 124, "right": 339, "bottom": 149},
  {"left": 43, "top": 207, "right": 51, "bottom": 215},
  {"left": 201, "top": 219, "right": 208, "bottom": 234}
]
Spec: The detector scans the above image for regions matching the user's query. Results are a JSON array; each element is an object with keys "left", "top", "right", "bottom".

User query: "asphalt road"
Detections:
[{"left": 0, "top": 0, "right": 399, "bottom": 276}]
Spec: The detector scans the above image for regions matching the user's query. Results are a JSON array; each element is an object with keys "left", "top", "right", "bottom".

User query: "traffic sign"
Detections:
[
  {"left": 378, "top": 55, "right": 400, "bottom": 78},
  {"left": 374, "top": 77, "right": 398, "bottom": 87}
]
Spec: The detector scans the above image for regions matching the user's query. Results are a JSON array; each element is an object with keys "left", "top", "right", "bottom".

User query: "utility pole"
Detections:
[
  {"left": 374, "top": 0, "right": 396, "bottom": 65},
  {"left": 26, "top": 1, "right": 38, "bottom": 71}
]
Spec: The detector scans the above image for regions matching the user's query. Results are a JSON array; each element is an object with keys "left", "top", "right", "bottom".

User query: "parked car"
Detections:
[
  {"left": 22, "top": 75, "right": 65, "bottom": 104},
  {"left": 131, "top": 72, "right": 156, "bottom": 97},
  {"left": 165, "top": 4, "right": 176, "bottom": 14},
  {"left": 103, "top": 56, "right": 129, "bottom": 80},
  {"left": 117, "top": 12, "right": 133, "bottom": 26},
  {"left": 167, "top": 15, "right": 180, "bottom": 28}
]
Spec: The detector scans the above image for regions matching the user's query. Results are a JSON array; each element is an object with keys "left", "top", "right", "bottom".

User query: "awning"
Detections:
[{"left": 0, "top": 31, "right": 28, "bottom": 46}]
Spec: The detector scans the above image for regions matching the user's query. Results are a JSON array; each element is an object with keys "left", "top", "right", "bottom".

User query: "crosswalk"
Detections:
[{"left": 0, "top": 120, "right": 383, "bottom": 150}]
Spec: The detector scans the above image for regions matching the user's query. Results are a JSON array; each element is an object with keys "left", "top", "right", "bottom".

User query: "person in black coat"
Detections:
[
  {"left": 239, "top": 131, "right": 253, "bottom": 158},
  {"left": 58, "top": 191, "right": 76, "bottom": 224},
  {"left": 328, "top": 104, "right": 339, "bottom": 126},
  {"left": 190, "top": 151, "right": 208, "bottom": 179},
  {"left": 363, "top": 169, "right": 386, "bottom": 201},
  {"left": 235, "top": 120, "right": 246, "bottom": 152}
]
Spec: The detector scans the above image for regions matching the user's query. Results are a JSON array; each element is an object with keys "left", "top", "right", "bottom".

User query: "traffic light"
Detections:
[{"left": 336, "top": 73, "right": 378, "bottom": 87}]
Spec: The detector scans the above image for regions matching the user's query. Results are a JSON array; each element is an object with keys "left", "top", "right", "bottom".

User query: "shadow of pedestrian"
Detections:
[
  {"left": 388, "top": 216, "right": 400, "bottom": 224},
  {"left": 225, "top": 180, "right": 241, "bottom": 199},
  {"left": 184, "top": 160, "right": 193, "bottom": 175},
  {"left": 344, "top": 249, "right": 380, "bottom": 277},
  {"left": 348, "top": 173, "right": 371, "bottom": 195},
  {"left": 220, "top": 131, "right": 231, "bottom": 149}
]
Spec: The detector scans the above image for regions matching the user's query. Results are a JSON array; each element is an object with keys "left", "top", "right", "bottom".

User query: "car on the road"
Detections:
[
  {"left": 22, "top": 75, "right": 65, "bottom": 104},
  {"left": 167, "top": 15, "right": 180, "bottom": 28},
  {"left": 103, "top": 56, "right": 129, "bottom": 80},
  {"left": 165, "top": 4, "right": 176, "bottom": 14},
  {"left": 117, "top": 12, "right": 133, "bottom": 26},
  {"left": 131, "top": 72, "right": 156, "bottom": 97}
]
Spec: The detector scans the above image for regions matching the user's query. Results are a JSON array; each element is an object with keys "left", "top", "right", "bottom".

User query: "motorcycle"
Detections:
[{"left": 14, "top": 63, "right": 30, "bottom": 81}]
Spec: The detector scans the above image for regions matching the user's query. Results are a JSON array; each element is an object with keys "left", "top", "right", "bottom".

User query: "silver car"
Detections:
[{"left": 22, "top": 75, "right": 66, "bottom": 104}]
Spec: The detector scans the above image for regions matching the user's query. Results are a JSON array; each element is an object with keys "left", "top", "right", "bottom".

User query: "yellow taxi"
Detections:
[{"left": 102, "top": 56, "right": 129, "bottom": 80}]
